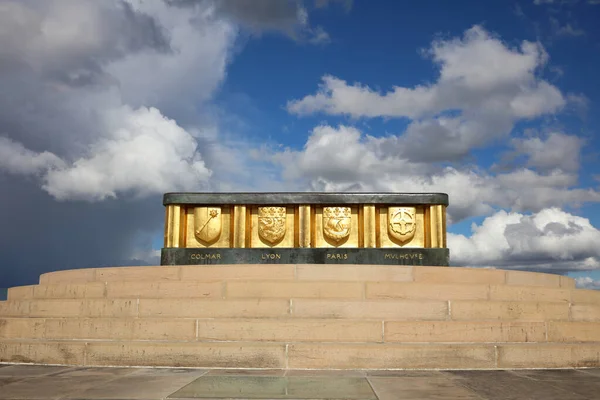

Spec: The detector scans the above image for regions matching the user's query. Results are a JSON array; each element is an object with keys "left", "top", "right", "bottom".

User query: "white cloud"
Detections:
[
  {"left": 0, "top": 137, "right": 65, "bottom": 175},
  {"left": 286, "top": 26, "right": 567, "bottom": 163},
  {"left": 449, "top": 208, "right": 600, "bottom": 271},
  {"left": 43, "top": 106, "right": 212, "bottom": 201},
  {"left": 269, "top": 124, "right": 600, "bottom": 223},
  {"left": 575, "top": 277, "right": 600, "bottom": 290},
  {"left": 288, "top": 26, "right": 563, "bottom": 119},
  {"left": 508, "top": 132, "right": 583, "bottom": 173}
]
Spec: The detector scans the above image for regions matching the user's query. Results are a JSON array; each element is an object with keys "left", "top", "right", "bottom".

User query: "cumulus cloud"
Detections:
[
  {"left": 286, "top": 26, "right": 570, "bottom": 162},
  {"left": 575, "top": 277, "right": 600, "bottom": 289},
  {"left": 268, "top": 124, "right": 600, "bottom": 223},
  {"left": 42, "top": 106, "right": 212, "bottom": 201},
  {"left": 503, "top": 132, "right": 583, "bottom": 173},
  {"left": 0, "top": 0, "right": 237, "bottom": 284},
  {"left": 449, "top": 208, "right": 600, "bottom": 271},
  {"left": 166, "top": 0, "right": 333, "bottom": 43}
]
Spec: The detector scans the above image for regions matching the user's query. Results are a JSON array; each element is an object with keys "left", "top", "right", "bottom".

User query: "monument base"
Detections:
[
  {"left": 1, "top": 264, "right": 600, "bottom": 370},
  {"left": 161, "top": 248, "right": 449, "bottom": 266}
]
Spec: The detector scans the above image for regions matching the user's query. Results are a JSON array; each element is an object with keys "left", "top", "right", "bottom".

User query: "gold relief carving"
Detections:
[
  {"left": 323, "top": 207, "right": 351, "bottom": 243},
  {"left": 258, "top": 206, "right": 287, "bottom": 245},
  {"left": 194, "top": 207, "right": 222, "bottom": 244},
  {"left": 388, "top": 207, "right": 417, "bottom": 244}
]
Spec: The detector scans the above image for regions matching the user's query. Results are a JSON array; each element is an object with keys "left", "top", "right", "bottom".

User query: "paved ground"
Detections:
[{"left": 1, "top": 364, "right": 600, "bottom": 399}]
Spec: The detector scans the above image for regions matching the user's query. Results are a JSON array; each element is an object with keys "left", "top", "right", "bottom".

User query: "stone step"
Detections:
[
  {"left": 8, "top": 281, "right": 591, "bottom": 304},
  {"left": 3, "top": 317, "right": 600, "bottom": 343},
  {"left": 2, "top": 298, "right": 598, "bottom": 321},
  {"left": 36, "top": 265, "right": 575, "bottom": 289},
  {"left": 1, "top": 339, "right": 599, "bottom": 369}
]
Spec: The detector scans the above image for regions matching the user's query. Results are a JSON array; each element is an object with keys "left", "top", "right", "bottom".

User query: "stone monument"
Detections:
[
  {"left": 1, "top": 192, "right": 600, "bottom": 370},
  {"left": 161, "top": 192, "right": 449, "bottom": 266}
]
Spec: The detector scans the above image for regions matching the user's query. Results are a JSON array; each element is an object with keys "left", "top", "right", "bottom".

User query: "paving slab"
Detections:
[
  {"left": 367, "top": 376, "right": 481, "bottom": 400},
  {"left": 66, "top": 368, "right": 208, "bottom": 400},
  {"left": 168, "top": 376, "right": 377, "bottom": 399},
  {"left": 0, "top": 367, "right": 136, "bottom": 400},
  {"left": 0, "top": 365, "right": 598, "bottom": 399},
  {"left": 0, "top": 365, "right": 74, "bottom": 377},
  {"left": 448, "top": 370, "right": 589, "bottom": 400},
  {"left": 205, "top": 369, "right": 286, "bottom": 377}
]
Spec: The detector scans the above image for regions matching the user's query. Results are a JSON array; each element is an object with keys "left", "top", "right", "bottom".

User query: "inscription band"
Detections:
[{"left": 161, "top": 248, "right": 449, "bottom": 266}]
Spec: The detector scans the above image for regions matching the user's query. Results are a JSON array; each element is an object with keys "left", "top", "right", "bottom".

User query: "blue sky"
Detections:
[{"left": 1, "top": 0, "right": 600, "bottom": 289}]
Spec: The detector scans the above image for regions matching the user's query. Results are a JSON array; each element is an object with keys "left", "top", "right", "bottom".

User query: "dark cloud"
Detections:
[
  {"left": 166, "top": 0, "right": 304, "bottom": 33},
  {"left": 0, "top": 174, "right": 163, "bottom": 287}
]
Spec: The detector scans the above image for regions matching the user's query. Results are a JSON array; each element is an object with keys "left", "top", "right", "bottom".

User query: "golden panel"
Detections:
[
  {"left": 185, "top": 206, "right": 231, "bottom": 248},
  {"left": 233, "top": 205, "right": 248, "bottom": 248},
  {"left": 379, "top": 206, "right": 425, "bottom": 248},
  {"left": 194, "top": 207, "right": 222, "bottom": 244},
  {"left": 251, "top": 206, "right": 295, "bottom": 248},
  {"left": 428, "top": 205, "right": 445, "bottom": 249},
  {"left": 314, "top": 206, "right": 359, "bottom": 248},
  {"left": 298, "top": 205, "right": 311, "bottom": 248},
  {"left": 164, "top": 205, "right": 186, "bottom": 248},
  {"left": 363, "top": 205, "right": 377, "bottom": 248},
  {"left": 388, "top": 207, "right": 417, "bottom": 244}
]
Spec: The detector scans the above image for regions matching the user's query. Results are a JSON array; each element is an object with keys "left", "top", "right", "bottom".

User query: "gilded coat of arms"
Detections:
[
  {"left": 388, "top": 207, "right": 416, "bottom": 244},
  {"left": 258, "top": 206, "right": 286, "bottom": 245},
  {"left": 194, "top": 207, "right": 222, "bottom": 243},
  {"left": 323, "top": 207, "right": 351, "bottom": 242}
]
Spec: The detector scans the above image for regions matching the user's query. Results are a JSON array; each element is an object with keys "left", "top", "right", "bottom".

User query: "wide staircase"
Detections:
[{"left": 1, "top": 264, "right": 600, "bottom": 369}]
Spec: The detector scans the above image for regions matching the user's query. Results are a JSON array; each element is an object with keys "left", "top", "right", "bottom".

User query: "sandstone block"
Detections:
[
  {"left": 7, "top": 286, "right": 34, "bottom": 300},
  {"left": 489, "top": 285, "right": 569, "bottom": 303},
  {"left": 106, "top": 281, "right": 222, "bottom": 299},
  {"left": 498, "top": 344, "right": 600, "bottom": 368},
  {"left": 33, "top": 283, "right": 106, "bottom": 299},
  {"left": 571, "top": 289, "right": 600, "bottom": 305},
  {"left": 450, "top": 301, "right": 569, "bottom": 321},
  {"left": 39, "top": 269, "right": 96, "bottom": 284},
  {"left": 43, "top": 318, "right": 196, "bottom": 341},
  {"left": 366, "top": 282, "right": 488, "bottom": 301},
  {"left": 505, "top": 271, "right": 561, "bottom": 288},
  {"left": 85, "top": 342, "right": 286, "bottom": 368},
  {"left": 0, "top": 340, "right": 85, "bottom": 365},
  {"left": 413, "top": 267, "right": 505, "bottom": 285},
  {"left": 570, "top": 304, "right": 600, "bottom": 321},
  {"left": 0, "top": 301, "right": 30, "bottom": 317},
  {"left": 384, "top": 321, "right": 546, "bottom": 343},
  {"left": 548, "top": 322, "right": 600, "bottom": 342},
  {"left": 560, "top": 276, "right": 576, "bottom": 289},
  {"left": 196, "top": 319, "right": 382, "bottom": 342},
  {"left": 226, "top": 281, "right": 363, "bottom": 299},
  {"left": 95, "top": 267, "right": 180, "bottom": 282},
  {"left": 138, "top": 299, "right": 289, "bottom": 318},
  {"left": 287, "top": 343, "right": 495, "bottom": 369},
  {"left": 292, "top": 299, "right": 448, "bottom": 320},
  {"left": 181, "top": 265, "right": 295, "bottom": 281},
  {"left": 296, "top": 265, "right": 412, "bottom": 282},
  {"left": 0, "top": 318, "right": 45, "bottom": 339},
  {"left": 28, "top": 299, "right": 137, "bottom": 318}
]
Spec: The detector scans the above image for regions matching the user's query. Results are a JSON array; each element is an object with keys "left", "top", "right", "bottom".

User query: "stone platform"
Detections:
[
  {"left": 1, "top": 264, "right": 600, "bottom": 370},
  {"left": 2, "top": 365, "right": 600, "bottom": 399}
]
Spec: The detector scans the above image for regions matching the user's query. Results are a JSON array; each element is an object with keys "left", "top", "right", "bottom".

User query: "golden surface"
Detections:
[
  {"left": 298, "top": 206, "right": 311, "bottom": 248},
  {"left": 314, "top": 206, "right": 359, "bottom": 248},
  {"left": 185, "top": 206, "right": 231, "bottom": 248},
  {"left": 194, "top": 207, "right": 222, "bottom": 245},
  {"left": 363, "top": 205, "right": 377, "bottom": 248},
  {"left": 164, "top": 205, "right": 185, "bottom": 248},
  {"left": 166, "top": 203, "right": 446, "bottom": 249},
  {"left": 251, "top": 206, "right": 295, "bottom": 248},
  {"left": 379, "top": 207, "right": 425, "bottom": 248},
  {"left": 233, "top": 205, "right": 248, "bottom": 248},
  {"left": 428, "top": 205, "right": 444, "bottom": 248}
]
